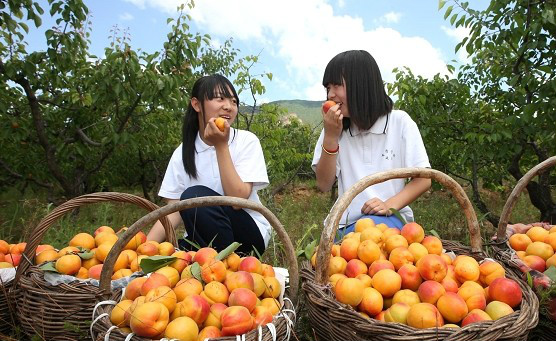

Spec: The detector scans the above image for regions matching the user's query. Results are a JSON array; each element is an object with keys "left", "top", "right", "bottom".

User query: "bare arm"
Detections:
[
  {"left": 361, "top": 178, "right": 432, "bottom": 216},
  {"left": 315, "top": 103, "right": 343, "bottom": 192},
  {"left": 146, "top": 199, "right": 183, "bottom": 242},
  {"left": 315, "top": 136, "right": 339, "bottom": 192}
]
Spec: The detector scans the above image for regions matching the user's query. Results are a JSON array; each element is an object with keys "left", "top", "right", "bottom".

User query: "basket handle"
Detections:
[
  {"left": 15, "top": 192, "right": 176, "bottom": 280},
  {"left": 314, "top": 167, "right": 481, "bottom": 285},
  {"left": 99, "top": 196, "right": 299, "bottom": 304},
  {"left": 497, "top": 156, "right": 556, "bottom": 241}
]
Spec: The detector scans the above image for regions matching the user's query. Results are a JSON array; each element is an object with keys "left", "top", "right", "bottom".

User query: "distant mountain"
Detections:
[{"left": 270, "top": 100, "right": 323, "bottom": 127}]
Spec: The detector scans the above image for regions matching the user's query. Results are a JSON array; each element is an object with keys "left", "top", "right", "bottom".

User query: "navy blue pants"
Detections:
[{"left": 178, "top": 185, "right": 265, "bottom": 256}]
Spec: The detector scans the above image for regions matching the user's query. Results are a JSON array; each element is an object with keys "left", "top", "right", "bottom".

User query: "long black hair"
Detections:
[
  {"left": 182, "top": 74, "right": 239, "bottom": 178},
  {"left": 322, "top": 50, "right": 393, "bottom": 131}
]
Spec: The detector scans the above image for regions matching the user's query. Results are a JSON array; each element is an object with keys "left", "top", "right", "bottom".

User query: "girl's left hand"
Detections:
[
  {"left": 204, "top": 118, "right": 229, "bottom": 146},
  {"left": 361, "top": 198, "right": 390, "bottom": 216}
]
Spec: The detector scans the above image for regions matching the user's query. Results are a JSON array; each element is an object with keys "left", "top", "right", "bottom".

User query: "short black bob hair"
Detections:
[
  {"left": 322, "top": 50, "right": 393, "bottom": 131},
  {"left": 182, "top": 74, "right": 239, "bottom": 178}
]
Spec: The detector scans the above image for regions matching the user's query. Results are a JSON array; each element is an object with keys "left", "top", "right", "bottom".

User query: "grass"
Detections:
[{"left": 0, "top": 181, "right": 544, "bottom": 341}]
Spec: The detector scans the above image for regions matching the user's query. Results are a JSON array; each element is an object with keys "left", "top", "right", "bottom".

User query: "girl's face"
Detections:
[
  {"left": 192, "top": 86, "right": 239, "bottom": 130},
  {"left": 326, "top": 82, "right": 349, "bottom": 117}
]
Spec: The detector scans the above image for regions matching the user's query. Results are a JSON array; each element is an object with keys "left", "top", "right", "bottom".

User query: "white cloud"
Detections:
[
  {"left": 382, "top": 11, "right": 402, "bottom": 24},
  {"left": 337, "top": 0, "right": 346, "bottom": 8},
  {"left": 126, "top": 0, "right": 449, "bottom": 100},
  {"left": 123, "top": 0, "right": 147, "bottom": 10},
  {"left": 441, "top": 25, "right": 472, "bottom": 64},
  {"left": 119, "top": 12, "right": 134, "bottom": 21}
]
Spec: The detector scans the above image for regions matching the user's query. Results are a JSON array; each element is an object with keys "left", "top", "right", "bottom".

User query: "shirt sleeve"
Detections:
[
  {"left": 402, "top": 115, "right": 431, "bottom": 168},
  {"left": 311, "top": 129, "right": 325, "bottom": 172},
  {"left": 158, "top": 145, "right": 187, "bottom": 199},
  {"left": 234, "top": 132, "right": 269, "bottom": 190}
]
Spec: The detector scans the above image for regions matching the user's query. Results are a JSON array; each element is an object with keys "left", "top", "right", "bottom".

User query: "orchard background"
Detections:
[
  {"left": 0, "top": 0, "right": 554, "bottom": 332},
  {"left": 1, "top": 0, "right": 554, "bottom": 339}
]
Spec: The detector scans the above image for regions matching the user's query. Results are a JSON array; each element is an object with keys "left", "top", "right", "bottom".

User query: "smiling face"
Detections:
[
  {"left": 192, "top": 85, "right": 239, "bottom": 136},
  {"left": 326, "top": 82, "right": 349, "bottom": 117}
]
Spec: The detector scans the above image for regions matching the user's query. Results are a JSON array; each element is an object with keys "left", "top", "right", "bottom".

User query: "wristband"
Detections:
[{"left": 322, "top": 144, "right": 339, "bottom": 155}]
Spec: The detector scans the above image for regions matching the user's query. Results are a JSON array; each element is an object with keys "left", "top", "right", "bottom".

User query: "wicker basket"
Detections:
[
  {"left": 13, "top": 192, "right": 175, "bottom": 341},
  {"left": 0, "top": 274, "right": 15, "bottom": 336},
  {"left": 492, "top": 156, "right": 556, "bottom": 341},
  {"left": 90, "top": 196, "right": 299, "bottom": 341},
  {"left": 301, "top": 167, "right": 539, "bottom": 341}
]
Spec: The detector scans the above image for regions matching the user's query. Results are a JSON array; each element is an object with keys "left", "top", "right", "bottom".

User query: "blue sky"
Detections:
[{"left": 26, "top": 0, "right": 489, "bottom": 104}]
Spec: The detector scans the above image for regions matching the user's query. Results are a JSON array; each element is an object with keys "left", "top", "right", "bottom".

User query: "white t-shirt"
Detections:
[
  {"left": 159, "top": 128, "right": 272, "bottom": 246},
  {"left": 312, "top": 110, "right": 430, "bottom": 226}
]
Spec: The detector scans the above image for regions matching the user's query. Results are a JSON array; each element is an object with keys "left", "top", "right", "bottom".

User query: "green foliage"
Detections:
[
  {"left": 238, "top": 103, "right": 317, "bottom": 189},
  {"left": 390, "top": 0, "right": 556, "bottom": 223},
  {"left": 0, "top": 0, "right": 271, "bottom": 201},
  {"left": 271, "top": 100, "right": 323, "bottom": 127}
]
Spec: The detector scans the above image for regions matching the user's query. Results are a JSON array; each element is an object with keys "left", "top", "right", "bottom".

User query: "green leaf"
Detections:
[
  {"left": 388, "top": 208, "right": 407, "bottom": 225},
  {"left": 429, "top": 229, "right": 441, "bottom": 238},
  {"left": 190, "top": 262, "right": 202, "bottom": 282},
  {"left": 304, "top": 239, "right": 318, "bottom": 260},
  {"left": 526, "top": 271, "right": 533, "bottom": 288},
  {"left": 438, "top": 0, "right": 447, "bottom": 10},
  {"left": 140, "top": 255, "right": 177, "bottom": 274},
  {"left": 450, "top": 13, "right": 458, "bottom": 26},
  {"left": 78, "top": 251, "right": 94, "bottom": 260},
  {"left": 19, "top": 22, "right": 29, "bottom": 33},
  {"left": 40, "top": 261, "right": 59, "bottom": 272},
  {"left": 544, "top": 266, "right": 556, "bottom": 283},
  {"left": 216, "top": 242, "right": 241, "bottom": 261},
  {"left": 444, "top": 6, "right": 453, "bottom": 20}
]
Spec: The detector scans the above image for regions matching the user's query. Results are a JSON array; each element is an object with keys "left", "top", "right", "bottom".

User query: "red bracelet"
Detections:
[{"left": 322, "top": 144, "right": 339, "bottom": 155}]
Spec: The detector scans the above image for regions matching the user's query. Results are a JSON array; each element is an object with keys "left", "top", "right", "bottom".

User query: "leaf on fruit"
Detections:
[
  {"left": 140, "top": 256, "right": 177, "bottom": 274},
  {"left": 389, "top": 208, "right": 407, "bottom": 225},
  {"left": 304, "top": 239, "right": 318, "bottom": 260},
  {"left": 78, "top": 251, "right": 94, "bottom": 260},
  {"left": 429, "top": 229, "right": 441, "bottom": 239},
  {"left": 526, "top": 271, "right": 534, "bottom": 288},
  {"left": 216, "top": 242, "right": 241, "bottom": 261},
  {"left": 190, "top": 262, "right": 202, "bottom": 282},
  {"left": 544, "top": 266, "right": 556, "bottom": 283},
  {"left": 40, "top": 261, "right": 58, "bottom": 273}
]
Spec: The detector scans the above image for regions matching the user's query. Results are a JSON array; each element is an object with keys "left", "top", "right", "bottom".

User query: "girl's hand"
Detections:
[
  {"left": 322, "top": 103, "right": 343, "bottom": 140},
  {"left": 361, "top": 198, "right": 391, "bottom": 216},
  {"left": 204, "top": 118, "right": 229, "bottom": 147}
]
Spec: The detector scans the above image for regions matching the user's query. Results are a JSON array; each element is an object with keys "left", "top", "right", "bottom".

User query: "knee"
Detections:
[{"left": 180, "top": 185, "right": 217, "bottom": 200}]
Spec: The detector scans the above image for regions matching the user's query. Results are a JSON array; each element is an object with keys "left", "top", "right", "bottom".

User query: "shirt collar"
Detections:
[{"left": 349, "top": 113, "right": 390, "bottom": 136}]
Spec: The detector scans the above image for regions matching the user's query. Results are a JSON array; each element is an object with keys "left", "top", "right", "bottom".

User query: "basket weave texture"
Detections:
[
  {"left": 0, "top": 276, "right": 15, "bottom": 336},
  {"left": 90, "top": 196, "right": 299, "bottom": 341},
  {"left": 490, "top": 156, "right": 556, "bottom": 341},
  {"left": 301, "top": 168, "right": 539, "bottom": 341},
  {"left": 13, "top": 192, "right": 175, "bottom": 341}
]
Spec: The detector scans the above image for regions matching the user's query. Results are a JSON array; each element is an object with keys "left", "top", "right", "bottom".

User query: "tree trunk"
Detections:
[{"left": 470, "top": 158, "right": 499, "bottom": 227}]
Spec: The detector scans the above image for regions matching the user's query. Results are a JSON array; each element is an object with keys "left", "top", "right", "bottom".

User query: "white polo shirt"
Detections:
[
  {"left": 159, "top": 128, "right": 272, "bottom": 246},
  {"left": 312, "top": 110, "right": 430, "bottom": 226}
]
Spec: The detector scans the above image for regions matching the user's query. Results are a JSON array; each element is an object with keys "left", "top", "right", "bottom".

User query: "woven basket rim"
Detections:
[
  {"left": 301, "top": 240, "right": 540, "bottom": 340},
  {"left": 496, "top": 156, "right": 556, "bottom": 240},
  {"left": 15, "top": 191, "right": 176, "bottom": 282},
  {"left": 12, "top": 192, "right": 175, "bottom": 341},
  {"left": 99, "top": 196, "right": 300, "bottom": 304},
  {"left": 314, "top": 167, "right": 481, "bottom": 285},
  {"left": 304, "top": 167, "right": 539, "bottom": 340}
]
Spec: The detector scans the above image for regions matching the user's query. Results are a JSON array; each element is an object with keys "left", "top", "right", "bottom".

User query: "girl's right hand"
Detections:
[
  {"left": 204, "top": 118, "right": 229, "bottom": 147},
  {"left": 322, "top": 103, "right": 343, "bottom": 140}
]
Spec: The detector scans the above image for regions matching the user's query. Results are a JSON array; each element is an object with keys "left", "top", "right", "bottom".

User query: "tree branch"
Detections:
[
  {"left": 0, "top": 59, "right": 73, "bottom": 195},
  {"left": 76, "top": 127, "right": 101, "bottom": 146},
  {"left": 0, "top": 158, "right": 53, "bottom": 188}
]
